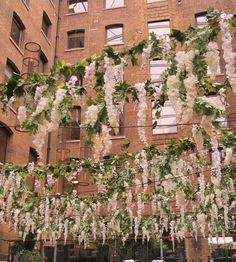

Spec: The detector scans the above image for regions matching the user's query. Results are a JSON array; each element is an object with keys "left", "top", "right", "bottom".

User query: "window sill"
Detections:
[
  {"left": 66, "top": 11, "right": 88, "bottom": 16},
  {"left": 66, "top": 139, "right": 81, "bottom": 143},
  {"left": 65, "top": 47, "right": 85, "bottom": 52},
  {"left": 41, "top": 30, "right": 51, "bottom": 46},
  {"left": 147, "top": 0, "right": 166, "bottom": 4},
  {"left": 9, "top": 37, "right": 24, "bottom": 56},
  {"left": 21, "top": 0, "right": 29, "bottom": 11},
  {"left": 103, "top": 5, "right": 127, "bottom": 11},
  {"left": 111, "top": 135, "right": 125, "bottom": 140},
  {"left": 104, "top": 42, "right": 124, "bottom": 47},
  {"left": 152, "top": 130, "right": 178, "bottom": 135}
]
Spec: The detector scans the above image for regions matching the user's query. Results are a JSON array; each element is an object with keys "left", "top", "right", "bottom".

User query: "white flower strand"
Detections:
[
  {"left": 84, "top": 61, "right": 96, "bottom": 81},
  {"left": 17, "top": 106, "right": 27, "bottom": 124},
  {"left": 84, "top": 105, "right": 100, "bottom": 126},
  {"left": 141, "top": 46, "right": 151, "bottom": 69},
  {"left": 104, "top": 56, "right": 122, "bottom": 134},
  {"left": 220, "top": 13, "right": 236, "bottom": 93},
  {"left": 205, "top": 42, "right": 220, "bottom": 80},
  {"left": 48, "top": 88, "right": 67, "bottom": 132},
  {"left": 135, "top": 83, "right": 148, "bottom": 146},
  {"left": 66, "top": 75, "right": 78, "bottom": 100}
]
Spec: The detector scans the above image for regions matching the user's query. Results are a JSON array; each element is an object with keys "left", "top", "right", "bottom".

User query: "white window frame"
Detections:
[
  {"left": 148, "top": 20, "right": 170, "bottom": 82},
  {"left": 196, "top": 13, "right": 207, "bottom": 28},
  {"left": 106, "top": 24, "right": 124, "bottom": 45},
  {"left": 68, "top": 0, "right": 88, "bottom": 14},
  {"left": 152, "top": 101, "right": 177, "bottom": 135},
  {"left": 105, "top": 0, "right": 125, "bottom": 9},
  {"left": 148, "top": 20, "right": 170, "bottom": 38},
  {"left": 150, "top": 60, "right": 169, "bottom": 82}
]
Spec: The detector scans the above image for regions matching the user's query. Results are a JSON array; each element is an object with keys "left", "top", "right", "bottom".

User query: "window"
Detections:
[
  {"left": 42, "top": 11, "right": 52, "bottom": 38},
  {"left": 152, "top": 101, "right": 177, "bottom": 134},
  {"left": 67, "top": 29, "right": 85, "bottom": 49},
  {"left": 150, "top": 60, "right": 169, "bottom": 82},
  {"left": 10, "top": 13, "right": 25, "bottom": 47},
  {"left": 4, "top": 59, "right": 20, "bottom": 82},
  {"left": 67, "top": 106, "right": 81, "bottom": 140},
  {"left": 0, "top": 123, "right": 11, "bottom": 164},
  {"left": 148, "top": 20, "right": 170, "bottom": 81},
  {"left": 68, "top": 0, "right": 88, "bottom": 13},
  {"left": 39, "top": 51, "right": 48, "bottom": 73},
  {"left": 195, "top": 13, "right": 207, "bottom": 28},
  {"left": 105, "top": 0, "right": 125, "bottom": 8},
  {"left": 147, "top": 0, "right": 163, "bottom": 3},
  {"left": 29, "top": 147, "right": 38, "bottom": 163},
  {"left": 110, "top": 112, "right": 125, "bottom": 136},
  {"left": 106, "top": 24, "right": 123, "bottom": 45},
  {"left": 148, "top": 20, "right": 170, "bottom": 37}
]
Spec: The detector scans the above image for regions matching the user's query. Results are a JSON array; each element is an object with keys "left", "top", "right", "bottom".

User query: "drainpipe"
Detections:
[{"left": 46, "top": 0, "right": 62, "bottom": 165}]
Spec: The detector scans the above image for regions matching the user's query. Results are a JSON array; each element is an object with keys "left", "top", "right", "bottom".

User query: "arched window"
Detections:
[{"left": 0, "top": 123, "right": 12, "bottom": 163}]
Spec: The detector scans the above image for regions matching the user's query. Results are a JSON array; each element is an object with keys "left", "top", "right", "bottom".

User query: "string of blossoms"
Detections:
[
  {"left": 220, "top": 13, "right": 236, "bottom": 93},
  {"left": 135, "top": 83, "right": 148, "bottom": 146},
  {"left": 104, "top": 56, "right": 125, "bottom": 135},
  {"left": 0, "top": 165, "right": 233, "bottom": 244},
  {"left": 7, "top": 10, "right": 234, "bottom": 158}
]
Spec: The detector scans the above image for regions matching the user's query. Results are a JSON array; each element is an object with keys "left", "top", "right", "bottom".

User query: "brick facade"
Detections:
[{"left": 0, "top": 0, "right": 236, "bottom": 261}]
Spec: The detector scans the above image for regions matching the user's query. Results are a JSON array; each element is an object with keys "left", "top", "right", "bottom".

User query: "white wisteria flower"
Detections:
[
  {"left": 48, "top": 88, "right": 67, "bottom": 131},
  {"left": 220, "top": 13, "right": 236, "bottom": 93},
  {"left": 84, "top": 104, "right": 100, "bottom": 126},
  {"left": 66, "top": 75, "right": 78, "bottom": 99},
  {"left": 205, "top": 42, "right": 220, "bottom": 80},
  {"left": 34, "top": 85, "right": 48, "bottom": 102},
  {"left": 141, "top": 46, "right": 151, "bottom": 69},
  {"left": 84, "top": 61, "right": 96, "bottom": 80},
  {"left": 135, "top": 82, "right": 148, "bottom": 146},
  {"left": 17, "top": 106, "right": 27, "bottom": 124},
  {"left": 104, "top": 56, "right": 121, "bottom": 134}
]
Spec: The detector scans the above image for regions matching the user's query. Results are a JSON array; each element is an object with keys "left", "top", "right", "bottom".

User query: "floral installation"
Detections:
[
  {"left": 0, "top": 9, "right": 235, "bottom": 245},
  {"left": 135, "top": 83, "right": 148, "bottom": 146}
]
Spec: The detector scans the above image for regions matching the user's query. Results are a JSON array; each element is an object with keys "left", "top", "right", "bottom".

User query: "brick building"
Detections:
[{"left": 0, "top": 0, "right": 236, "bottom": 261}]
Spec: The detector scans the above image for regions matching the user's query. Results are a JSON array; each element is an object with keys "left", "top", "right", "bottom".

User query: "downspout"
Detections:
[{"left": 46, "top": 0, "right": 62, "bottom": 164}]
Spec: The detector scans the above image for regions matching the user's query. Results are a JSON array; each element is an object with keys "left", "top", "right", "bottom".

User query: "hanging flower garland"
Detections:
[{"left": 0, "top": 9, "right": 235, "bottom": 244}]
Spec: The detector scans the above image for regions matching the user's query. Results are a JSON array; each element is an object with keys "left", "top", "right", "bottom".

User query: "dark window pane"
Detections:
[
  {"left": 39, "top": 52, "right": 48, "bottom": 73},
  {"left": 68, "top": 0, "right": 88, "bottom": 13},
  {"left": 68, "top": 30, "right": 85, "bottom": 49},
  {"left": 4, "top": 59, "right": 20, "bottom": 82},
  {"left": 0, "top": 127, "right": 10, "bottom": 163},
  {"left": 11, "top": 17, "right": 21, "bottom": 45},
  {"left": 67, "top": 106, "right": 81, "bottom": 140},
  {"left": 42, "top": 12, "right": 51, "bottom": 37},
  {"left": 28, "top": 147, "right": 38, "bottom": 163}
]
